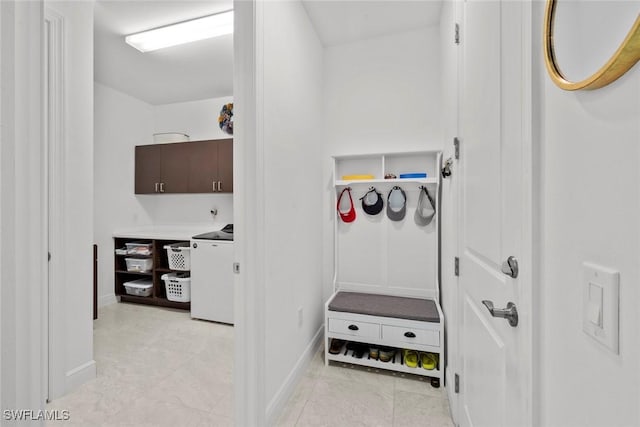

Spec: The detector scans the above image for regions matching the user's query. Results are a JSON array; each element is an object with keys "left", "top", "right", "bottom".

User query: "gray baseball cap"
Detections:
[
  {"left": 415, "top": 186, "right": 435, "bottom": 226},
  {"left": 386, "top": 187, "right": 406, "bottom": 221}
]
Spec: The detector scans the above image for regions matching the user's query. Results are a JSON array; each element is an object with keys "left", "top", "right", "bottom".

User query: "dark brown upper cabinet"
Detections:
[
  {"left": 135, "top": 139, "right": 233, "bottom": 194},
  {"left": 187, "top": 139, "right": 233, "bottom": 193}
]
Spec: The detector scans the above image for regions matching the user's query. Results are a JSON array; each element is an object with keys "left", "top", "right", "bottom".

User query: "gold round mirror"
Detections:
[{"left": 544, "top": 0, "right": 640, "bottom": 90}]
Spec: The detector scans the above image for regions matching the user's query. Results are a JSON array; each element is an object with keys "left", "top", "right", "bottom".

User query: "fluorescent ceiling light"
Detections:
[{"left": 125, "top": 10, "right": 233, "bottom": 53}]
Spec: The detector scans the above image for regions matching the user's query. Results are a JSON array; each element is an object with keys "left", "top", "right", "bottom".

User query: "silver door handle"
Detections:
[
  {"left": 501, "top": 256, "right": 518, "bottom": 278},
  {"left": 482, "top": 300, "right": 518, "bottom": 327},
  {"left": 160, "top": 182, "right": 165, "bottom": 193},
  {"left": 212, "top": 181, "right": 216, "bottom": 192},
  {"left": 155, "top": 182, "right": 159, "bottom": 193},
  {"left": 217, "top": 181, "right": 222, "bottom": 191}
]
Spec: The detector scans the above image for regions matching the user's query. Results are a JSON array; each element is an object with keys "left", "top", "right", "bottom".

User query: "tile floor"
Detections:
[
  {"left": 47, "top": 302, "right": 234, "bottom": 427},
  {"left": 48, "top": 303, "right": 454, "bottom": 427},
  {"left": 276, "top": 348, "right": 454, "bottom": 427}
]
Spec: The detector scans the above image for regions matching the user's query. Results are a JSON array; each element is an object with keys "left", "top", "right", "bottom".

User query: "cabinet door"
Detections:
[
  {"left": 188, "top": 140, "right": 218, "bottom": 193},
  {"left": 216, "top": 138, "right": 233, "bottom": 193},
  {"left": 160, "top": 143, "right": 190, "bottom": 193},
  {"left": 135, "top": 145, "right": 162, "bottom": 194}
]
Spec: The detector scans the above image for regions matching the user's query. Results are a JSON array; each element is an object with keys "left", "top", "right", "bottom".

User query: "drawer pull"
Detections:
[
  {"left": 404, "top": 331, "right": 416, "bottom": 338},
  {"left": 348, "top": 324, "right": 359, "bottom": 331}
]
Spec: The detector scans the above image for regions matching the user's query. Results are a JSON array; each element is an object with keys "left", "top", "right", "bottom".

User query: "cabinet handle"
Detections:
[
  {"left": 348, "top": 324, "right": 359, "bottom": 331},
  {"left": 218, "top": 181, "right": 222, "bottom": 191},
  {"left": 155, "top": 182, "right": 159, "bottom": 193},
  {"left": 160, "top": 182, "right": 165, "bottom": 193},
  {"left": 404, "top": 331, "right": 416, "bottom": 338},
  {"left": 212, "top": 181, "right": 216, "bottom": 192}
]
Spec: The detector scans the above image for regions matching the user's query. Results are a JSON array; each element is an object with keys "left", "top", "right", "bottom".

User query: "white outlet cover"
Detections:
[{"left": 582, "top": 262, "right": 619, "bottom": 354}]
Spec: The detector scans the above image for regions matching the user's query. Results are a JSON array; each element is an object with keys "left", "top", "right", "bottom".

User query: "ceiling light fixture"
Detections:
[{"left": 125, "top": 10, "right": 233, "bottom": 53}]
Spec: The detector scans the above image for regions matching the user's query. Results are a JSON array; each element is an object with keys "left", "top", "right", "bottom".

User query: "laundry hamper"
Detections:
[
  {"left": 164, "top": 242, "right": 191, "bottom": 271},
  {"left": 161, "top": 272, "right": 191, "bottom": 302}
]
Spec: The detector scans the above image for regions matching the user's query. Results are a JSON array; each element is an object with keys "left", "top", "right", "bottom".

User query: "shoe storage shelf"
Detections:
[
  {"left": 325, "top": 150, "right": 444, "bottom": 385},
  {"left": 114, "top": 237, "right": 190, "bottom": 310}
]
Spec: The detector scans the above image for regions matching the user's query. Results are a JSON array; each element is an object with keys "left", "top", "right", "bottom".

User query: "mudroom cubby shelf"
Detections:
[
  {"left": 333, "top": 151, "right": 440, "bottom": 185},
  {"left": 114, "top": 237, "right": 190, "bottom": 310},
  {"left": 326, "top": 150, "right": 444, "bottom": 385}
]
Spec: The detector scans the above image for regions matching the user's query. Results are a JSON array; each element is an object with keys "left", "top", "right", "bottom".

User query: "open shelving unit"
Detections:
[{"left": 114, "top": 237, "right": 190, "bottom": 310}]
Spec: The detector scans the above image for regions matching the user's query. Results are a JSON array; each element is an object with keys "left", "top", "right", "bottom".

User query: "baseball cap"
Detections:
[
  {"left": 387, "top": 186, "right": 406, "bottom": 221},
  {"left": 415, "top": 186, "right": 435, "bottom": 226},
  {"left": 337, "top": 188, "right": 356, "bottom": 223},
  {"left": 360, "top": 187, "right": 383, "bottom": 215}
]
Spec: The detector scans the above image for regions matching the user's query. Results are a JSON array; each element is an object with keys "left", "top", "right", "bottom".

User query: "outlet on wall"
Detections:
[{"left": 297, "top": 307, "right": 303, "bottom": 327}]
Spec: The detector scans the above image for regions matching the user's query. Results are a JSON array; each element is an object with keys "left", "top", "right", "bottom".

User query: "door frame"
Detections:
[
  {"left": 454, "top": 0, "right": 534, "bottom": 425},
  {"left": 0, "top": 0, "right": 47, "bottom": 412},
  {"left": 233, "top": 0, "right": 267, "bottom": 425},
  {"left": 44, "top": 6, "right": 66, "bottom": 402}
]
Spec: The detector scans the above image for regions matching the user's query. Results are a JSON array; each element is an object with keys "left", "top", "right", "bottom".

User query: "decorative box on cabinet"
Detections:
[
  {"left": 135, "top": 138, "right": 233, "bottom": 194},
  {"left": 324, "top": 150, "right": 444, "bottom": 386}
]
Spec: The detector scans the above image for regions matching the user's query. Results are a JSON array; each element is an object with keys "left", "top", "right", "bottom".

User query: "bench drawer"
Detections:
[
  {"left": 328, "top": 318, "right": 380, "bottom": 339},
  {"left": 381, "top": 324, "right": 439, "bottom": 347}
]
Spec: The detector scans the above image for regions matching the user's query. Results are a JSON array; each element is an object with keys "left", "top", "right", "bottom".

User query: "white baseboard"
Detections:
[
  {"left": 98, "top": 293, "right": 117, "bottom": 308},
  {"left": 65, "top": 359, "right": 96, "bottom": 392},
  {"left": 266, "top": 325, "right": 324, "bottom": 426}
]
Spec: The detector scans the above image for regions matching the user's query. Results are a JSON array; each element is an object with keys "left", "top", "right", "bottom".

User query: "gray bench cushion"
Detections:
[{"left": 328, "top": 291, "right": 440, "bottom": 323}]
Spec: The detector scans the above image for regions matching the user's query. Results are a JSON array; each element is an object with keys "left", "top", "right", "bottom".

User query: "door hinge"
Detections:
[
  {"left": 454, "top": 257, "right": 459, "bottom": 276},
  {"left": 454, "top": 137, "right": 460, "bottom": 159},
  {"left": 454, "top": 23, "right": 460, "bottom": 45},
  {"left": 233, "top": 262, "right": 240, "bottom": 274},
  {"left": 455, "top": 373, "right": 460, "bottom": 393}
]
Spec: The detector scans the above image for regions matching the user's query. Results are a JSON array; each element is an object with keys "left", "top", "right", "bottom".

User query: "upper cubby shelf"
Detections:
[
  {"left": 333, "top": 151, "right": 441, "bottom": 187},
  {"left": 335, "top": 177, "right": 438, "bottom": 186}
]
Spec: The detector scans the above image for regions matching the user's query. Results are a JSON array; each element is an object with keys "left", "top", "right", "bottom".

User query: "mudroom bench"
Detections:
[{"left": 324, "top": 291, "right": 444, "bottom": 385}]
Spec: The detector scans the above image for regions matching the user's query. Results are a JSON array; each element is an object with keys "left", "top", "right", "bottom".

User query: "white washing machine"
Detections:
[{"left": 190, "top": 225, "right": 234, "bottom": 324}]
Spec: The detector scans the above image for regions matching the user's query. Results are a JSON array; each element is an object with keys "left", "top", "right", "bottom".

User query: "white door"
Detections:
[{"left": 458, "top": 1, "right": 532, "bottom": 426}]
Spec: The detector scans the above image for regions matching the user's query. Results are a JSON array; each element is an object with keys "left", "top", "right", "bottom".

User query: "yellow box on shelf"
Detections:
[{"left": 341, "top": 174, "right": 375, "bottom": 180}]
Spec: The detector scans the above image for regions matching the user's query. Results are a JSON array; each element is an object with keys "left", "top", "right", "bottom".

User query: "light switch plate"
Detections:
[{"left": 582, "top": 262, "right": 619, "bottom": 354}]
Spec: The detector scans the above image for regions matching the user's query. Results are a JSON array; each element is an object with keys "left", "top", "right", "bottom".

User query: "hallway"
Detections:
[{"left": 46, "top": 303, "right": 453, "bottom": 426}]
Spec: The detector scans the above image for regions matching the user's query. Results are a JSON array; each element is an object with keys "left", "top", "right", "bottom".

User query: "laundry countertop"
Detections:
[{"left": 112, "top": 224, "right": 223, "bottom": 241}]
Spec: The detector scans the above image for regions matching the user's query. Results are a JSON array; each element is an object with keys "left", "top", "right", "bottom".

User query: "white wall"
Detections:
[
  {"left": 93, "top": 85, "right": 234, "bottom": 306},
  {"left": 46, "top": 0, "right": 96, "bottom": 397},
  {"left": 534, "top": 2, "right": 640, "bottom": 426},
  {"left": 260, "top": 0, "right": 325, "bottom": 421},
  {"left": 150, "top": 96, "right": 234, "bottom": 226},
  {"left": 154, "top": 97, "right": 233, "bottom": 142},
  {"left": 94, "top": 83, "right": 154, "bottom": 306},
  {"left": 322, "top": 27, "right": 443, "bottom": 300}
]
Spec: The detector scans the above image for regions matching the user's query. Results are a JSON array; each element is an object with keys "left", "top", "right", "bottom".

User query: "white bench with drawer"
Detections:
[{"left": 324, "top": 291, "right": 444, "bottom": 380}]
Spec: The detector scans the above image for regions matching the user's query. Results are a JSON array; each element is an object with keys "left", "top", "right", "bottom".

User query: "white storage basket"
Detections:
[
  {"left": 125, "top": 242, "right": 152, "bottom": 256},
  {"left": 125, "top": 257, "right": 153, "bottom": 272},
  {"left": 123, "top": 279, "right": 153, "bottom": 297},
  {"left": 164, "top": 242, "right": 191, "bottom": 271},
  {"left": 161, "top": 273, "right": 191, "bottom": 302}
]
